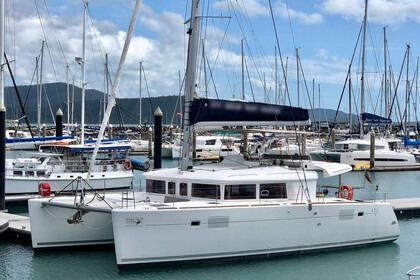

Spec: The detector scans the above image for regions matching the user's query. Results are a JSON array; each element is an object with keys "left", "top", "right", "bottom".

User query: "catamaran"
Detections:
[{"left": 28, "top": 0, "right": 399, "bottom": 271}]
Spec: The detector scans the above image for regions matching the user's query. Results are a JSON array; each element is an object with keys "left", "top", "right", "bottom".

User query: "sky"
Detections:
[{"left": 4, "top": 0, "right": 420, "bottom": 121}]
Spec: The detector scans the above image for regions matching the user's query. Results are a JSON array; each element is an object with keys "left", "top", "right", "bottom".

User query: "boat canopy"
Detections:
[
  {"left": 303, "top": 160, "right": 352, "bottom": 177},
  {"left": 403, "top": 137, "right": 420, "bottom": 147}
]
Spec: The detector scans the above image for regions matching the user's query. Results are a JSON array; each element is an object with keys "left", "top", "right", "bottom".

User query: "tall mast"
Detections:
[
  {"left": 202, "top": 39, "right": 208, "bottom": 98},
  {"left": 360, "top": 0, "right": 368, "bottom": 138},
  {"left": 349, "top": 71, "right": 352, "bottom": 133},
  {"left": 80, "top": 0, "right": 87, "bottom": 144},
  {"left": 405, "top": 44, "right": 410, "bottom": 136},
  {"left": 296, "top": 48, "right": 300, "bottom": 107},
  {"left": 0, "top": 0, "right": 6, "bottom": 210},
  {"left": 241, "top": 38, "right": 244, "bottom": 100},
  {"left": 66, "top": 64, "right": 70, "bottom": 134},
  {"left": 181, "top": 0, "right": 201, "bottom": 171},
  {"left": 275, "top": 46, "right": 278, "bottom": 104},
  {"left": 87, "top": 0, "right": 143, "bottom": 177},
  {"left": 104, "top": 53, "right": 109, "bottom": 123},
  {"left": 37, "top": 40, "right": 45, "bottom": 135},
  {"left": 139, "top": 61, "right": 142, "bottom": 126},
  {"left": 384, "top": 26, "right": 388, "bottom": 118}
]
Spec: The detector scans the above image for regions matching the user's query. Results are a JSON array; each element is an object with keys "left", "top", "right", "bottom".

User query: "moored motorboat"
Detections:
[{"left": 6, "top": 141, "right": 133, "bottom": 195}]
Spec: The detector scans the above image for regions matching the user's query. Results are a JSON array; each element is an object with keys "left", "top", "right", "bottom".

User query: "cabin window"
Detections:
[
  {"left": 168, "top": 181, "right": 175, "bottom": 195},
  {"left": 146, "top": 179, "right": 165, "bottom": 194},
  {"left": 205, "top": 139, "right": 216, "bottom": 145},
  {"left": 180, "top": 183, "right": 188, "bottom": 196},
  {"left": 260, "top": 183, "right": 287, "bottom": 199},
  {"left": 192, "top": 183, "right": 220, "bottom": 199},
  {"left": 225, "top": 184, "right": 256, "bottom": 199}
]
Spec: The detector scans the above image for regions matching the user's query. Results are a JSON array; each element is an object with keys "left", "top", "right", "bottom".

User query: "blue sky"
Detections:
[{"left": 5, "top": 0, "right": 420, "bottom": 121}]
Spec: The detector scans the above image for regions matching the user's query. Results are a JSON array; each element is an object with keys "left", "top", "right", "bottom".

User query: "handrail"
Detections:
[{"left": 407, "top": 266, "right": 420, "bottom": 279}]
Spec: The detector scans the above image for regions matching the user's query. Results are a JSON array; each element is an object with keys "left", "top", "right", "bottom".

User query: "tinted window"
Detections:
[
  {"left": 180, "top": 182, "right": 188, "bottom": 196},
  {"left": 225, "top": 184, "right": 256, "bottom": 199},
  {"left": 260, "top": 183, "right": 287, "bottom": 199},
  {"left": 146, "top": 179, "right": 165, "bottom": 194},
  {"left": 192, "top": 183, "right": 220, "bottom": 199},
  {"left": 168, "top": 181, "right": 175, "bottom": 195}
]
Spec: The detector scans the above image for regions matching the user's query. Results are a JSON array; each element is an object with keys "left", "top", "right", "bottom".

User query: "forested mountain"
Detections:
[
  {"left": 5, "top": 82, "right": 182, "bottom": 126},
  {"left": 5, "top": 82, "right": 354, "bottom": 126}
]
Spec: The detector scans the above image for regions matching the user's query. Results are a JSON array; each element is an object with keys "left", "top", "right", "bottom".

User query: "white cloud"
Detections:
[
  {"left": 321, "top": 0, "right": 420, "bottom": 25},
  {"left": 3, "top": 0, "right": 189, "bottom": 102},
  {"left": 213, "top": 0, "right": 269, "bottom": 17},
  {"left": 274, "top": 2, "right": 324, "bottom": 24}
]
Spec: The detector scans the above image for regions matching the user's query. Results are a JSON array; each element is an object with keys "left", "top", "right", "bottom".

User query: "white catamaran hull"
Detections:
[
  {"left": 111, "top": 201, "right": 399, "bottom": 269},
  {"left": 29, "top": 196, "right": 115, "bottom": 248}
]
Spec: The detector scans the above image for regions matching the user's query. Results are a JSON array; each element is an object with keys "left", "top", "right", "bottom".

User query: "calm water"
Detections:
[{"left": 1, "top": 156, "right": 420, "bottom": 279}]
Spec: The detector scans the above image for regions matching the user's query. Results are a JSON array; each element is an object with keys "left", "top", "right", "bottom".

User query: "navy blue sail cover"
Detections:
[
  {"left": 189, "top": 98, "right": 309, "bottom": 125},
  {"left": 361, "top": 112, "right": 392, "bottom": 124}
]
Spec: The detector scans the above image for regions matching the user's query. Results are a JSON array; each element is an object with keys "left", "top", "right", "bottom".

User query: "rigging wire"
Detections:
[{"left": 268, "top": 0, "right": 310, "bottom": 205}]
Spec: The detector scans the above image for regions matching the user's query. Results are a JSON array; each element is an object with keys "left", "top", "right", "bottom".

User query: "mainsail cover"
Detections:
[
  {"left": 189, "top": 98, "right": 309, "bottom": 126},
  {"left": 361, "top": 112, "right": 392, "bottom": 124}
]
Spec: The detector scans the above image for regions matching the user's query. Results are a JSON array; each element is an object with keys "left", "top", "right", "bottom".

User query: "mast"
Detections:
[
  {"left": 349, "top": 71, "right": 352, "bottom": 133},
  {"left": 139, "top": 61, "right": 142, "bottom": 126},
  {"left": 202, "top": 39, "right": 208, "bottom": 98},
  {"left": 360, "top": 0, "right": 368, "bottom": 138},
  {"left": 406, "top": 44, "right": 410, "bottom": 136},
  {"left": 104, "top": 53, "right": 109, "bottom": 123},
  {"left": 275, "top": 46, "right": 278, "bottom": 104},
  {"left": 296, "top": 48, "right": 300, "bottom": 107},
  {"left": 80, "top": 0, "right": 87, "bottom": 144},
  {"left": 384, "top": 26, "right": 388, "bottom": 118},
  {"left": 241, "top": 38, "right": 244, "bottom": 100},
  {"left": 66, "top": 64, "right": 70, "bottom": 134},
  {"left": 181, "top": 0, "right": 201, "bottom": 171},
  {"left": 37, "top": 40, "right": 45, "bottom": 135},
  {"left": 417, "top": 56, "right": 419, "bottom": 135},
  {"left": 0, "top": 0, "right": 5, "bottom": 210},
  {"left": 71, "top": 75, "right": 75, "bottom": 125},
  {"left": 87, "top": 0, "right": 143, "bottom": 177},
  {"left": 318, "top": 83, "right": 321, "bottom": 132}
]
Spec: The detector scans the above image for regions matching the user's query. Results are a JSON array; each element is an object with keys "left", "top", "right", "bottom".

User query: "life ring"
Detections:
[
  {"left": 38, "top": 182, "right": 51, "bottom": 197},
  {"left": 339, "top": 185, "right": 354, "bottom": 200},
  {"left": 123, "top": 160, "right": 133, "bottom": 170}
]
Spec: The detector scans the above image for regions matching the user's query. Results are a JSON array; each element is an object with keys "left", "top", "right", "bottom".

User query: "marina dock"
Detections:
[
  {"left": 389, "top": 198, "right": 420, "bottom": 217},
  {"left": 0, "top": 211, "right": 31, "bottom": 241}
]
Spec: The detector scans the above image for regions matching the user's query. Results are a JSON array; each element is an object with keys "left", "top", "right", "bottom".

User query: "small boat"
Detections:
[
  {"left": 310, "top": 136, "right": 419, "bottom": 169},
  {"left": 171, "top": 135, "right": 240, "bottom": 160}
]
